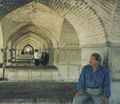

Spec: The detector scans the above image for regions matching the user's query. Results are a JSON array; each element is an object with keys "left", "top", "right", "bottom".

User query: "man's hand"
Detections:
[
  {"left": 76, "top": 92, "right": 84, "bottom": 96},
  {"left": 101, "top": 96, "right": 106, "bottom": 104}
]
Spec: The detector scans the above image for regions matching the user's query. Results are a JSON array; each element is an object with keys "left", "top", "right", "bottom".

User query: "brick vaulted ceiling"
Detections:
[{"left": 0, "top": 0, "right": 120, "bottom": 48}]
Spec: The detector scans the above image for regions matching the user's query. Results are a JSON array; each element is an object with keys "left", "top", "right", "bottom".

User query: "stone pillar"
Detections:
[
  {"left": 7, "top": 41, "right": 12, "bottom": 66},
  {"left": 9, "top": 49, "right": 13, "bottom": 66},
  {"left": 53, "top": 48, "right": 59, "bottom": 66},
  {"left": 108, "top": 47, "right": 120, "bottom": 81},
  {"left": 3, "top": 47, "right": 7, "bottom": 79},
  {"left": 0, "top": 22, "right": 3, "bottom": 65}
]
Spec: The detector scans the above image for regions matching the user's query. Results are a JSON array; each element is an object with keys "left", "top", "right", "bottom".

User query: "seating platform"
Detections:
[{"left": 0, "top": 82, "right": 77, "bottom": 100}]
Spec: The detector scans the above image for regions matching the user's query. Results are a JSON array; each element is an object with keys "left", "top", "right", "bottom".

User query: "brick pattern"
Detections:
[
  {"left": 0, "top": 0, "right": 32, "bottom": 19},
  {"left": 110, "top": 0, "right": 120, "bottom": 43},
  {"left": 0, "top": 0, "right": 120, "bottom": 46}
]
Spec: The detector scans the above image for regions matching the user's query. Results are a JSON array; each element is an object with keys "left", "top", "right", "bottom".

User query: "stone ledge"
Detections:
[{"left": 5, "top": 65, "right": 58, "bottom": 70}]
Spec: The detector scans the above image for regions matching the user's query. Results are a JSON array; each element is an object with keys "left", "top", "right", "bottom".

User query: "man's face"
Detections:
[{"left": 90, "top": 56, "right": 99, "bottom": 67}]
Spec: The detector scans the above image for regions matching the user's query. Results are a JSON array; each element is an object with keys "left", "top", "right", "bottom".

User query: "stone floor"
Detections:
[
  {"left": 0, "top": 98, "right": 72, "bottom": 104},
  {"left": 0, "top": 81, "right": 120, "bottom": 104},
  {"left": 0, "top": 82, "right": 76, "bottom": 99},
  {"left": 0, "top": 81, "right": 76, "bottom": 104}
]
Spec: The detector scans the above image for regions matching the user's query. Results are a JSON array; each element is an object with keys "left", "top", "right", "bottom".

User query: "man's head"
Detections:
[
  {"left": 90, "top": 53, "right": 101, "bottom": 67},
  {"left": 35, "top": 49, "right": 38, "bottom": 52}
]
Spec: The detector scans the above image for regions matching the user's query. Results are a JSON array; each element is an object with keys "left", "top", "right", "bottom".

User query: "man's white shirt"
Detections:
[{"left": 34, "top": 52, "right": 41, "bottom": 59}]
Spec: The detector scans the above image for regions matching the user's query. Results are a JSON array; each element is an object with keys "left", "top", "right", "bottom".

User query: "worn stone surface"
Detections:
[
  {"left": 1, "top": 65, "right": 80, "bottom": 82},
  {"left": 0, "top": 81, "right": 119, "bottom": 104},
  {"left": 58, "top": 49, "right": 81, "bottom": 65},
  {"left": 0, "top": 82, "right": 77, "bottom": 99},
  {"left": 108, "top": 47, "right": 120, "bottom": 81}
]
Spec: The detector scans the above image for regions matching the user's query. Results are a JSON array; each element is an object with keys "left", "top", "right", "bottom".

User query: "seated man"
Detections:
[{"left": 72, "top": 53, "right": 111, "bottom": 104}]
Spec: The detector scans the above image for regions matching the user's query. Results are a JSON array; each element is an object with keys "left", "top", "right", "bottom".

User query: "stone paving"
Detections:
[{"left": 0, "top": 81, "right": 120, "bottom": 104}]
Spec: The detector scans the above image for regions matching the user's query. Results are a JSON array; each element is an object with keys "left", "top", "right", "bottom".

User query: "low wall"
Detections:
[{"left": 0, "top": 65, "right": 81, "bottom": 82}]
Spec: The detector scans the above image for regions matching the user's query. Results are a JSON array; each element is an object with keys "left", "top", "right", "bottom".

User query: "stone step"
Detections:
[
  {"left": 0, "top": 98, "right": 72, "bottom": 104},
  {"left": 0, "top": 82, "right": 76, "bottom": 100}
]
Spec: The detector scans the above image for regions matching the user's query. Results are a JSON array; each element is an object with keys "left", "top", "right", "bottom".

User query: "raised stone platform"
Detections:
[
  {"left": 0, "top": 65, "right": 80, "bottom": 82},
  {"left": 0, "top": 66, "right": 59, "bottom": 82},
  {"left": 0, "top": 82, "right": 76, "bottom": 100},
  {"left": 0, "top": 81, "right": 120, "bottom": 104}
]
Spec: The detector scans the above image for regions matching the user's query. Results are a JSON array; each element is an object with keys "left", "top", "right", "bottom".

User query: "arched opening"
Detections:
[
  {"left": 22, "top": 44, "right": 34, "bottom": 55},
  {"left": 5, "top": 24, "right": 55, "bottom": 66},
  {"left": 0, "top": 1, "right": 107, "bottom": 68}
]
